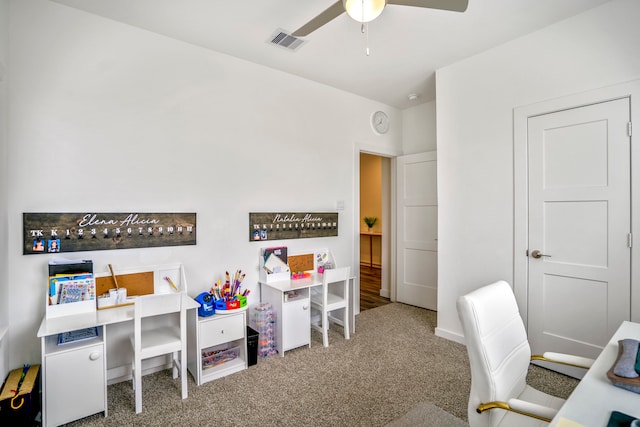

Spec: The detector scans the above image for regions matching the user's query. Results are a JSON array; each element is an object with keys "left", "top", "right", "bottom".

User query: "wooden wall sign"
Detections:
[
  {"left": 24, "top": 212, "right": 196, "bottom": 255},
  {"left": 249, "top": 212, "right": 338, "bottom": 242}
]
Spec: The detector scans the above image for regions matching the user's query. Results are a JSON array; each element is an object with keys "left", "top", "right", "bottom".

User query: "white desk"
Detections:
[
  {"left": 37, "top": 294, "right": 199, "bottom": 427},
  {"left": 550, "top": 321, "right": 640, "bottom": 426},
  {"left": 260, "top": 272, "right": 356, "bottom": 356}
]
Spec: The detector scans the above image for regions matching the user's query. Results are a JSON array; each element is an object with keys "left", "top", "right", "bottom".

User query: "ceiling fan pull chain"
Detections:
[
  {"left": 366, "top": 23, "right": 370, "bottom": 56},
  {"left": 360, "top": 0, "right": 370, "bottom": 55}
]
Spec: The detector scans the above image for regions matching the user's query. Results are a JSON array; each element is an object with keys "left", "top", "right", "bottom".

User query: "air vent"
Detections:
[{"left": 268, "top": 29, "right": 306, "bottom": 52}]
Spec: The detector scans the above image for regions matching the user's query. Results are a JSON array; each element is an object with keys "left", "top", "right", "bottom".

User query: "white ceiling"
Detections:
[{"left": 50, "top": 0, "right": 611, "bottom": 109}]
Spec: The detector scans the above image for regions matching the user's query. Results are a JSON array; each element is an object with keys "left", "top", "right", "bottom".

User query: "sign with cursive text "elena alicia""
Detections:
[
  {"left": 249, "top": 212, "right": 338, "bottom": 242},
  {"left": 23, "top": 212, "right": 196, "bottom": 255}
]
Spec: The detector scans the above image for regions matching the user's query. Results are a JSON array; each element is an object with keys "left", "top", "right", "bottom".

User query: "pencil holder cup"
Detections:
[
  {"left": 97, "top": 294, "right": 117, "bottom": 308},
  {"left": 214, "top": 296, "right": 247, "bottom": 311},
  {"left": 116, "top": 288, "right": 127, "bottom": 304},
  {"left": 109, "top": 288, "right": 127, "bottom": 305}
]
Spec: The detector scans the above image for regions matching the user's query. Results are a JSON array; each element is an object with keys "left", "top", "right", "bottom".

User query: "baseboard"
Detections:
[{"left": 435, "top": 327, "right": 465, "bottom": 345}]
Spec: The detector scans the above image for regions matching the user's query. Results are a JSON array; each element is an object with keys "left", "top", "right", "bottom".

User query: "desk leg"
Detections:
[{"left": 349, "top": 278, "right": 356, "bottom": 334}]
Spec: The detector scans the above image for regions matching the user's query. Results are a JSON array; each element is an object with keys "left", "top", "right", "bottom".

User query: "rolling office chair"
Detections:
[
  {"left": 310, "top": 266, "right": 351, "bottom": 347},
  {"left": 456, "top": 281, "right": 594, "bottom": 427},
  {"left": 131, "top": 293, "right": 187, "bottom": 413}
]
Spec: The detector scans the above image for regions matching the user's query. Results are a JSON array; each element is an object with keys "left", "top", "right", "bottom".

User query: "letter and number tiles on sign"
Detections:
[
  {"left": 23, "top": 212, "right": 196, "bottom": 254},
  {"left": 249, "top": 212, "right": 338, "bottom": 241}
]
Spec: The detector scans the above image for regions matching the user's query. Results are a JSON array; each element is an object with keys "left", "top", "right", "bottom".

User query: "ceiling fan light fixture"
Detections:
[{"left": 343, "top": 0, "right": 386, "bottom": 23}]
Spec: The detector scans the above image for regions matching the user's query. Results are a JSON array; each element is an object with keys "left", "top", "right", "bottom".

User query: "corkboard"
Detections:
[
  {"left": 288, "top": 254, "right": 314, "bottom": 273},
  {"left": 95, "top": 271, "right": 154, "bottom": 297}
]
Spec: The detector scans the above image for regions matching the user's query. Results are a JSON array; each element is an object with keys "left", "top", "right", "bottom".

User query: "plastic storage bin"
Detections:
[
  {"left": 201, "top": 345, "right": 240, "bottom": 370},
  {"left": 251, "top": 303, "right": 277, "bottom": 358}
]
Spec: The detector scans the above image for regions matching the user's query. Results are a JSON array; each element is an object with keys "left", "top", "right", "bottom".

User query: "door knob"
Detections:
[{"left": 531, "top": 250, "right": 551, "bottom": 259}]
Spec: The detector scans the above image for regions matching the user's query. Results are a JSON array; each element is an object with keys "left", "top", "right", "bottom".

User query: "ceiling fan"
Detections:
[{"left": 292, "top": 0, "right": 469, "bottom": 37}]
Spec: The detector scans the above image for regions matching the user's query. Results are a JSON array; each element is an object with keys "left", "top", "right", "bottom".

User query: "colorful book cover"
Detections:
[
  {"left": 48, "top": 273, "right": 95, "bottom": 305},
  {"left": 262, "top": 246, "right": 287, "bottom": 264},
  {"left": 57, "top": 327, "right": 99, "bottom": 345}
]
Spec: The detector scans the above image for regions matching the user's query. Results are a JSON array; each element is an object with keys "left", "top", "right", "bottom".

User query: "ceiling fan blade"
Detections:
[
  {"left": 387, "top": 0, "right": 469, "bottom": 12},
  {"left": 292, "top": 1, "right": 346, "bottom": 37}
]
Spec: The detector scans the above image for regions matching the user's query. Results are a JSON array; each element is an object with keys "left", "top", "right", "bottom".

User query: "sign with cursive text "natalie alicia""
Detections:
[
  {"left": 249, "top": 212, "right": 338, "bottom": 242},
  {"left": 23, "top": 212, "right": 196, "bottom": 254}
]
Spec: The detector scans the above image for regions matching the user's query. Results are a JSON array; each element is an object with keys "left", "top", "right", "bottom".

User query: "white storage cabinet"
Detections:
[
  {"left": 261, "top": 284, "right": 311, "bottom": 355},
  {"left": 42, "top": 329, "right": 106, "bottom": 427}
]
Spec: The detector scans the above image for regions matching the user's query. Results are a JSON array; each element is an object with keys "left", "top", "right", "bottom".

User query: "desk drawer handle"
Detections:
[
  {"left": 89, "top": 351, "right": 101, "bottom": 361},
  {"left": 303, "top": 304, "right": 309, "bottom": 310}
]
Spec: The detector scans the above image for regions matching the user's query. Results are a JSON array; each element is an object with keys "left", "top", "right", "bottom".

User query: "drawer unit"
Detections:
[
  {"left": 199, "top": 314, "right": 244, "bottom": 348},
  {"left": 187, "top": 309, "right": 247, "bottom": 385}
]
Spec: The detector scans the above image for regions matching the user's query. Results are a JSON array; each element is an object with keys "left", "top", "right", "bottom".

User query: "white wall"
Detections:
[
  {"left": 402, "top": 100, "right": 436, "bottom": 154},
  {"left": 435, "top": 0, "right": 640, "bottom": 341},
  {"left": 7, "top": 0, "right": 402, "bottom": 367},
  {"left": 0, "top": 0, "right": 9, "bottom": 380}
]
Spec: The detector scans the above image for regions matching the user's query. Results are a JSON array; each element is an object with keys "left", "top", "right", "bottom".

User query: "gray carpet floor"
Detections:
[
  {"left": 385, "top": 402, "right": 469, "bottom": 427},
  {"left": 63, "top": 302, "right": 578, "bottom": 426}
]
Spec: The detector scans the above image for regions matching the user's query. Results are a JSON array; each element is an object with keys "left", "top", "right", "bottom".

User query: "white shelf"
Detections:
[
  {"left": 44, "top": 327, "right": 104, "bottom": 355},
  {"left": 200, "top": 346, "right": 246, "bottom": 382}
]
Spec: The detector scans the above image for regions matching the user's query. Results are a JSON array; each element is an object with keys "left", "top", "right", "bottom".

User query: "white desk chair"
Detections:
[
  {"left": 131, "top": 293, "right": 187, "bottom": 414},
  {"left": 310, "top": 266, "right": 350, "bottom": 347},
  {"left": 457, "top": 281, "right": 593, "bottom": 427}
]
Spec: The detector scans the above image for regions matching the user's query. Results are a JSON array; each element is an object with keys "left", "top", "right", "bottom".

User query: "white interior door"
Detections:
[
  {"left": 527, "top": 98, "right": 631, "bottom": 362},
  {"left": 396, "top": 151, "right": 437, "bottom": 310}
]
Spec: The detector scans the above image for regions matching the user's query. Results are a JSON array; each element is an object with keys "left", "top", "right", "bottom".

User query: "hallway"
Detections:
[{"left": 359, "top": 265, "right": 390, "bottom": 310}]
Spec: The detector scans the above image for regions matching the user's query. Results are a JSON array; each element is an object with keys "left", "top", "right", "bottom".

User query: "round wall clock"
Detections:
[{"left": 371, "top": 110, "right": 389, "bottom": 135}]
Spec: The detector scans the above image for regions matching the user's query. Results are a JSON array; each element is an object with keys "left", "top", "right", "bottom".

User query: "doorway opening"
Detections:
[{"left": 359, "top": 153, "right": 391, "bottom": 310}]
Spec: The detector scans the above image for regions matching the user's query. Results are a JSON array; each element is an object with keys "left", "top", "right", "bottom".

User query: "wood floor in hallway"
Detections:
[{"left": 359, "top": 264, "right": 390, "bottom": 311}]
